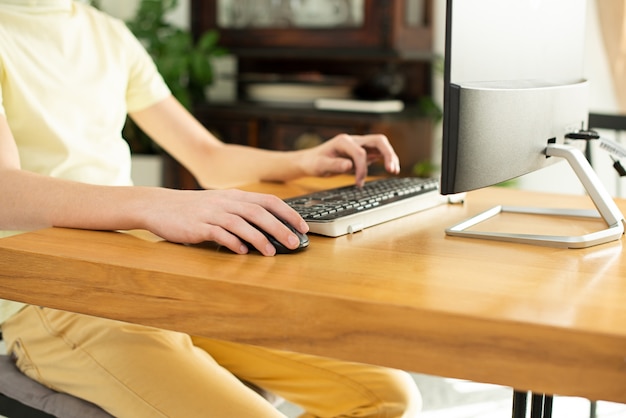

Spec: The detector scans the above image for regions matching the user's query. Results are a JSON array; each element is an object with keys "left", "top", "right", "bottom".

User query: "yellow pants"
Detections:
[{"left": 1, "top": 306, "right": 422, "bottom": 418}]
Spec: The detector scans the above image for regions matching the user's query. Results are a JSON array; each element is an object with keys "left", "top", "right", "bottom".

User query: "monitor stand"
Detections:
[{"left": 445, "top": 143, "right": 625, "bottom": 248}]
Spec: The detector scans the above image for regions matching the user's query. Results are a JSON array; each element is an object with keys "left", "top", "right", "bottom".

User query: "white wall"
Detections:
[{"left": 514, "top": 0, "right": 622, "bottom": 196}]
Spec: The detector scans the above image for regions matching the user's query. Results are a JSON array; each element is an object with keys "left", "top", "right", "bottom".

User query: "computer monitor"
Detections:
[{"left": 439, "top": 0, "right": 625, "bottom": 248}]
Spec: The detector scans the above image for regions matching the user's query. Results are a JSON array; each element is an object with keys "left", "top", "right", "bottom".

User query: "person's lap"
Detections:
[{"left": 1, "top": 305, "right": 421, "bottom": 418}]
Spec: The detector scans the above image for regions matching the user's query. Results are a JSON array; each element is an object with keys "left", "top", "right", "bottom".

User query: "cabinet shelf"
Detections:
[{"left": 229, "top": 47, "right": 437, "bottom": 62}]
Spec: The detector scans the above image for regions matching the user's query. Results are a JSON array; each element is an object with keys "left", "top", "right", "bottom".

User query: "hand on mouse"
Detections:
[{"left": 140, "top": 188, "right": 308, "bottom": 256}]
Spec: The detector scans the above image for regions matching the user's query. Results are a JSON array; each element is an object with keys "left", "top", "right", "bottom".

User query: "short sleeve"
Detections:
[{"left": 118, "top": 22, "right": 171, "bottom": 112}]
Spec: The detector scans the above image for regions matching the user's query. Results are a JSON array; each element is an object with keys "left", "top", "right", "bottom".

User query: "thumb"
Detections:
[{"left": 318, "top": 157, "right": 354, "bottom": 176}]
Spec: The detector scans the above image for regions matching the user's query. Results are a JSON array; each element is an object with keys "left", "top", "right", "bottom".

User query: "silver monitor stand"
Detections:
[{"left": 445, "top": 143, "right": 625, "bottom": 248}]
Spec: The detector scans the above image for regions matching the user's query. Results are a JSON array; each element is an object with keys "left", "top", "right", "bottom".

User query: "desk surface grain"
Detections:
[{"left": 1, "top": 177, "right": 626, "bottom": 403}]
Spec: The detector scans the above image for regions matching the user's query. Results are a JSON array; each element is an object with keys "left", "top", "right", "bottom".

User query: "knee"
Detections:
[{"left": 382, "top": 369, "right": 422, "bottom": 418}]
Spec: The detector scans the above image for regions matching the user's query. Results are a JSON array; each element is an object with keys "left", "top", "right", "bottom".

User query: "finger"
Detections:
[
  {"left": 193, "top": 221, "right": 253, "bottom": 255},
  {"left": 218, "top": 214, "right": 279, "bottom": 256},
  {"left": 243, "top": 192, "right": 308, "bottom": 234},
  {"left": 233, "top": 194, "right": 307, "bottom": 253},
  {"left": 330, "top": 134, "right": 369, "bottom": 185},
  {"left": 221, "top": 189, "right": 306, "bottom": 233},
  {"left": 181, "top": 197, "right": 274, "bottom": 255},
  {"left": 353, "top": 134, "right": 401, "bottom": 174}
]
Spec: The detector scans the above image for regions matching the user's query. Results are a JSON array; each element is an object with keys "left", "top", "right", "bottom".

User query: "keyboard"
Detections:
[{"left": 284, "top": 177, "right": 449, "bottom": 237}]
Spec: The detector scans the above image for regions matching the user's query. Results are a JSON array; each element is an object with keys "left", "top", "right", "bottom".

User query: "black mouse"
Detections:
[{"left": 246, "top": 218, "right": 309, "bottom": 254}]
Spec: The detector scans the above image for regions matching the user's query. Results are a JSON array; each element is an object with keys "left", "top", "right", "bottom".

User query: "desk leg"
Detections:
[
  {"left": 512, "top": 391, "right": 553, "bottom": 418},
  {"left": 512, "top": 390, "right": 528, "bottom": 418},
  {"left": 531, "top": 393, "right": 553, "bottom": 418},
  {"left": 531, "top": 393, "right": 544, "bottom": 417},
  {"left": 543, "top": 395, "right": 553, "bottom": 417}
]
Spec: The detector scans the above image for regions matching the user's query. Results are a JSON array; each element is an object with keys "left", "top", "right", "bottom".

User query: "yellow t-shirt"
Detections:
[{"left": 0, "top": 0, "right": 172, "bottom": 323}]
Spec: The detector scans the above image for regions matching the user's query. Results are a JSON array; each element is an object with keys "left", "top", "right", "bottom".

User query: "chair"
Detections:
[
  {"left": 0, "top": 352, "right": 113, "bottom": 418},
  {"left": 0, "top": 335, "right": 282, "bottom": 417},
  {"left": 588, "top": 113, "right": 626, "bottom": 134},
  {"left": 587, "top": 112, "right": 626, "bottom": 164}
]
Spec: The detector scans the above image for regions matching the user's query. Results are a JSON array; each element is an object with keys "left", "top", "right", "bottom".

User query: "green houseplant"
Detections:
[{"left": 124, "top": 0, "right": 227, "bottom": 153}]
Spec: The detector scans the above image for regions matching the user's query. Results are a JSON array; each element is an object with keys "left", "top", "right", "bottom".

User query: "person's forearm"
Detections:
[
  {"left": 130, "top": 96, "right": 389, "bottom": 190},
  {"left": 0, "top": 168, "right": 160, "bottom": 232},
  {"left": 185, "top": 143, "right": 308, "bottom": 189},
  {"left": 129, "top": 96, "right": 308, "bottom": 189}
]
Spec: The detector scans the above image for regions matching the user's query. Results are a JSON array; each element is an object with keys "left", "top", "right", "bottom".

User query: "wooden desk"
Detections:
[{"left": 1, "top": 177, "right": 626, "bottom": 405}]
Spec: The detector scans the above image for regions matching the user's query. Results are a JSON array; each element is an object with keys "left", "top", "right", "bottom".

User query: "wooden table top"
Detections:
[{"left": 1, "top": 176, "right": 625, "bottom": 403}]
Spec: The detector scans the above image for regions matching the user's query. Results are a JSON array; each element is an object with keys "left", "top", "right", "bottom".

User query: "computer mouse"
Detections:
[{"left": 246, "top": 218, "right": 309, "bottom": 254}]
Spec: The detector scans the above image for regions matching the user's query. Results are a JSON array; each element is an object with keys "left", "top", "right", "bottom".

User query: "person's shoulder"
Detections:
[{"left": 73, "top": 2, "right": 130, "bottom": 35}]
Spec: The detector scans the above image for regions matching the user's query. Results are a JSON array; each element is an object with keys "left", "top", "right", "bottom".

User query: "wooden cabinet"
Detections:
[
  {"left": 163, "top": 0, "right": 436, "bottom": 189},
  {"left": 191, "top": 0, "right": 432, "bottom": 55},
  {"left": 199, "top": 101, "right": 432, "bottom": 156}
]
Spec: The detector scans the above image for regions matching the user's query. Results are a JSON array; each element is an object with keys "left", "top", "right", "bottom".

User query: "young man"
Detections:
[{"left": 0, "top": 1, "right": 422, "bottom": 417}]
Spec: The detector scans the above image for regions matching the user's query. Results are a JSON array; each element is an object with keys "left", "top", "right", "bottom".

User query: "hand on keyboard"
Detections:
[{"left": 295, "top": 134, "right": 400, "bottom": 187}]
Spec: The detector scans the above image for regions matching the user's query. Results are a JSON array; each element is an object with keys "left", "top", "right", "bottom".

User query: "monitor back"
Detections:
[{"left": 440, "top": 0, "right": 589, "bottom": 195}]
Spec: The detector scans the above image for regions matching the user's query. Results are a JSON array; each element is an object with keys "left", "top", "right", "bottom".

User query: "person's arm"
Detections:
[
  {"left": 0, "top": 115, "right": 306, "bottom": 256},
  {"left": 129, "top": 95, "right": 400, "bottom": 189}
]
